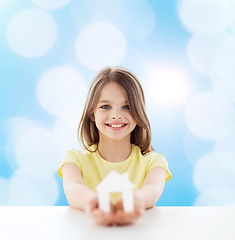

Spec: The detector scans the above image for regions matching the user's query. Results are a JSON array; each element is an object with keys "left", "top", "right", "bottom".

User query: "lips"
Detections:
[{"left": 105, "top": 123, "right": 127, "bottom": 128}]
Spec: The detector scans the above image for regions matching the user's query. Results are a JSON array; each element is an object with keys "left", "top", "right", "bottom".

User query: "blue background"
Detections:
[{"left": 1, "top": 0, "right": 235, "bottom": 206}]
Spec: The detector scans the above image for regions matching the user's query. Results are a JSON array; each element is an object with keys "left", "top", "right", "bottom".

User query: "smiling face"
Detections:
[{"left": 93, "top": 82, "right": 137, "bottom": 143}]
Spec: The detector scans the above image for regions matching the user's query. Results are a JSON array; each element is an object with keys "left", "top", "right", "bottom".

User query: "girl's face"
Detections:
[{"left": 93, "top": 82, "right": 136, "bottom": 143}]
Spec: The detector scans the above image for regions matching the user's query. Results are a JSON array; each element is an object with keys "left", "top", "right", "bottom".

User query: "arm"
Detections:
[
  {"left": 136, "top": 167, "right": 167, "bottom": 209},
  {"left": 62, "top": 164, "right": 97, "bottom": 210},
  {"left": 63, "top": 164, "right": 115, "bottom": 225},
  {"left": 113, "top": 167, "right": 167, "bottom": 225}
]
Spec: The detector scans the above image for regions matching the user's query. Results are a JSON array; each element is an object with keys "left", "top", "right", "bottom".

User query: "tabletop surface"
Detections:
[{"left": 0, "top": 206, "right": 235, "bottom": 240}]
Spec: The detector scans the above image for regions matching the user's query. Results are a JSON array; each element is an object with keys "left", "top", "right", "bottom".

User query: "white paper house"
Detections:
[{"left": 96, "top": 171, "right": 136, "bottom": 213}]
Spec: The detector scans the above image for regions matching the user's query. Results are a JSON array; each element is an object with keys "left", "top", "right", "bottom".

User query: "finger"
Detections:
[
  {"left": 114, "top": 210, "right": 138, "bottom": 226},
  {"left": 115, "top": 198, "right": 123, "bottom": 211},
  {"left": 85, "top": 200, "right": 98, "bottom": 215},
  {"left": 90, "top": 209, "right": 115, "bottom": 226},
  {"left": 110, "top": 202, "right": 116, "bottom": 213},
  {"left": 96, "top": 214, "right": 115, "bottom": 226}
]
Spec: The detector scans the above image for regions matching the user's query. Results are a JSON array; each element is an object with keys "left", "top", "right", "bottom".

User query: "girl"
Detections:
[{"left": 58, "top": 66, "right": 171, "bottom": 226}]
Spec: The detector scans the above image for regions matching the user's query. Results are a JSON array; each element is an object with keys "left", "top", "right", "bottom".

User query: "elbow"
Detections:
[
  {"left": 148, "top": 185, "right": 164, "bottom": 208},
  {"left": 64, "top": 189, "right": 74, "bottom": 207},
  {"left": 63, "top": 183, "right": 82, "bottom": 210},
  {"left": 66, "top": 192, "right": 84, "bottom": 211}
]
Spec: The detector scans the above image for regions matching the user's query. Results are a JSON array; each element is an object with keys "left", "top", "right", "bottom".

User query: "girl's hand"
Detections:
[
  {"left": 85, "top": 192, "right": 145, "bottom": 226},
  {"left": 113, "top": 192, "right": 145, "bottom": 225},
  {"left": 85, "top": 194, "right": 115, "bottom": 226}
]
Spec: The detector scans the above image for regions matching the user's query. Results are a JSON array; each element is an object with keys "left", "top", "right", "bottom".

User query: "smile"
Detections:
[{"left": 105, "top": 123, "right": 127, "bottom": 128}]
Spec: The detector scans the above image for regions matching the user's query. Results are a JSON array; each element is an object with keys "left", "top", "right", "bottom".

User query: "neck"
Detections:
[{"left": 97, "top": 137, "right": 132, "bottom": 163}]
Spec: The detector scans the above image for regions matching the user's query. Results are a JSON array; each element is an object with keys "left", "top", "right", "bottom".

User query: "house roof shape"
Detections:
[{"left": 96, "top": 171, "right": 135, "bottom": 193}]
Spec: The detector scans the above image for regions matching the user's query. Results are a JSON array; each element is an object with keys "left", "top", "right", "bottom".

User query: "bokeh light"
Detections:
[
  {"left": 9, "top": 174, "right": 59, "bottom": 205},
  {"left": 0, "top": 178, "right": 9, "bottom": 205},
  {"left": 193, "top": 153, "right": 235, "bottom": 192},
  {"left": 185, "top": 92, "right": 235, "bottom": 140},
  {"left": 5, "top": 117, "right": 36, "bottom": 171},
  {"left": 195, "top": 187, "right": 235, "bottom": 206},
  {"left": 37, "top": 67, "right": 87, "bottom": 116},
  {"left": 193, "top": 153, "right": 235, "bottom": 205},
  {"left": 117, "top": 0, "right": 156, "bottom": 42},
  {"left": 213, "top": 36, "right": 235, "bottom": 75},
  {"left": 30, "top": 0, "right": 70, "bottom": 10},
  {"left": 15, "top": 126, "right": 61, "bottom": 173},
  {"left": 53, "top": 108, "right": 84, "bottom": 153},
  {"left": 75, "top": 22, "right": 126, "bottom": 70},
  {"left": 214, "top": 127, "right": 235, "bottom": 173},
  {"left": 71, "top": 0, "right": 155, "bottom": 42},
  {"left": 178, "top": 0, "right": 231, "bottom": 34},
  {"left": 183, "top": 131, "right": 213, "bottom": 166},
  {"left": 187, "top": 32, "right": 229, "bottom": 75},
  {"left": 211, "top": 37, "right": 235, "bottom": 102},
  {"left": 146, "top": 66, "right": 190, "bottom": 106},
  {"left": 7, "top": 8, "right": 57, "bottom": 58},
  {"left": 70, "top": 0, "right": 121, "bottom": 28}
]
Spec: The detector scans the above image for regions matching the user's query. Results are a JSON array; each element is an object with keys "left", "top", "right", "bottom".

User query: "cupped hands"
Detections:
[{"left": 85, "top": 192, "right": 145, "bottom": 226}]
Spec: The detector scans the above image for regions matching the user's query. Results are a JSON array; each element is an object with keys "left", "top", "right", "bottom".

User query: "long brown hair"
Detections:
[{"left": 78, "top": 66, "right": 153, "bottom": 154}]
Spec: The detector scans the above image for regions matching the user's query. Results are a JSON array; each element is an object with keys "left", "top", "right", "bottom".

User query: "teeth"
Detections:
[{"left": 109, "top": 124, "right": 125, "bottom": 128}]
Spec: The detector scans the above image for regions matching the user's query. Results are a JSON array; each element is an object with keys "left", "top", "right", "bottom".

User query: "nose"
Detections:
[{"left": 111, "top": 109, "right": 122, "bottom": 119}]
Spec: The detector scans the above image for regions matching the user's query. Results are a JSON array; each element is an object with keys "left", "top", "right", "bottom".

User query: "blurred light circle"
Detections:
[
  {"left": 214, "top": 127, "right": 235, "bottom": 174},
  {"left": 53, "top": 108, "right": 83, "bottom": 154},
  {"left": 183, "top": 131, "right": 214, "bottom": 166},
  {"left": 14, "top": 167, "right": 59, "bottom": 205},
  {"left": 212, "top": 71, "right": 235, "bottom": 103},
  {"left": 178, "top": 0, "right": 231, "bottom": 34},
  {"left": 70, "top": 0, "right": 121, "bottom": 28},
  {"left": 194, "top": 187, "right": 235, "bottom": 206},
  {"left": 193, "top": 153, "right": 235, "bottom": 193},
  {"left": 5, "top": 117, "right": 36, "bottom": 171},
  {"left": 118, "top": 0, "right": 156, "bottom": 42},
  {"left": 71, "top": 0, "right": 155, "bottom": 42},
  {"left": 213, "top": 36, "right": 235, "bottom": 75},
  {"left": 227, "top": 1, "right": 235, "bottom": 35},
  {"left": 146, "top": 67, "right": 190, "bottom": 106},
  {"left": 30, "top": 0, "right": 70, "bottom": 10},
  {"left": 7, "top": 8, "right": 57, "bottom": 58},
  {"left": 185, "top": 92, "right": 235, "bottom": 140},
  {"left": 75, "top": 22, "right": 126, "bottom": 70},
  {"left": 9, "top": 175, "right": 59, "bottom": 205},
  {"left": 187, "top": 32, "right": 229, "bottom": 74},
  {"left": 37, "top": 67, "right": 87, "bottom": 116},
  {"left": 15, "top": 127, "right": 61, "bottom": 173},
  {"left": 212, "top": 37, "right": 235, "bottom": 102},
  {"left": 0, "top": 178, "right": 9, "bottom": 205},
  {"left": 9, "top": 177, "right": 45, "bottom": 205},
  {"left": 15, "top": 165, "right": 52, "bottom": 180}
]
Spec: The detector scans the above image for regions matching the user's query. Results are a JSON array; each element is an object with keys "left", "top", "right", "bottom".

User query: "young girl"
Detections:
[{"left": 58, "top": 66, "right": 171, "bottom": 226}]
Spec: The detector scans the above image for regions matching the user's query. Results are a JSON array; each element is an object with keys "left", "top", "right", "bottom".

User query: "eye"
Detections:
[
  {"left": 123, "top": 105, "right": 130, "bottom": 110},
  {"left": 101, "top": 105, "right": 111, "bottom": 109}
]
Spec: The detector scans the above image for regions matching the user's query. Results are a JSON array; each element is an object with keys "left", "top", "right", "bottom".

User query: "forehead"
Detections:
[{"left": 99, "top": 82, "right": 127, "bottom": 101}]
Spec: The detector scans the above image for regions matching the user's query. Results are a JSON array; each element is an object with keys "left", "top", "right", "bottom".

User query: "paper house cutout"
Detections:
[{"left": 96, "top": 171, "right": 136, "bottom": 213}]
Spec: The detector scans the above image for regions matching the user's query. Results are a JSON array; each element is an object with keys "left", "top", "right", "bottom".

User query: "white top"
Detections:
[{"left": 0, "top": 206, "right": 234, "bottom": 240}]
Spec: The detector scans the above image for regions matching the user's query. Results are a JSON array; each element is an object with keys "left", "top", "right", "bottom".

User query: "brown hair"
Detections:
[{"left": 78, "top": 66, "right": 153, "bottom": 154}]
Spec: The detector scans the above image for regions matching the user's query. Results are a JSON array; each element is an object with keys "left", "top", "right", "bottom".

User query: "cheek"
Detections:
[
  {"left": 127, "top": 113, "right": 136, "bottom": 124},
  {"left": 94, "top": 111, "right": 106, "bottom": 123}
]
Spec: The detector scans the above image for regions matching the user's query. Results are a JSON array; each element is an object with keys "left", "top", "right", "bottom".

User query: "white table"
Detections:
[{"left": 0, "top": 206, "right": 234, "bottom": 240}]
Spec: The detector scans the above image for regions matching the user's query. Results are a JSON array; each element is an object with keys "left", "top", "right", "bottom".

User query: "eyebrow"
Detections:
[{"left": 98, "top": 100, "right": 128, "bottom": 104}]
